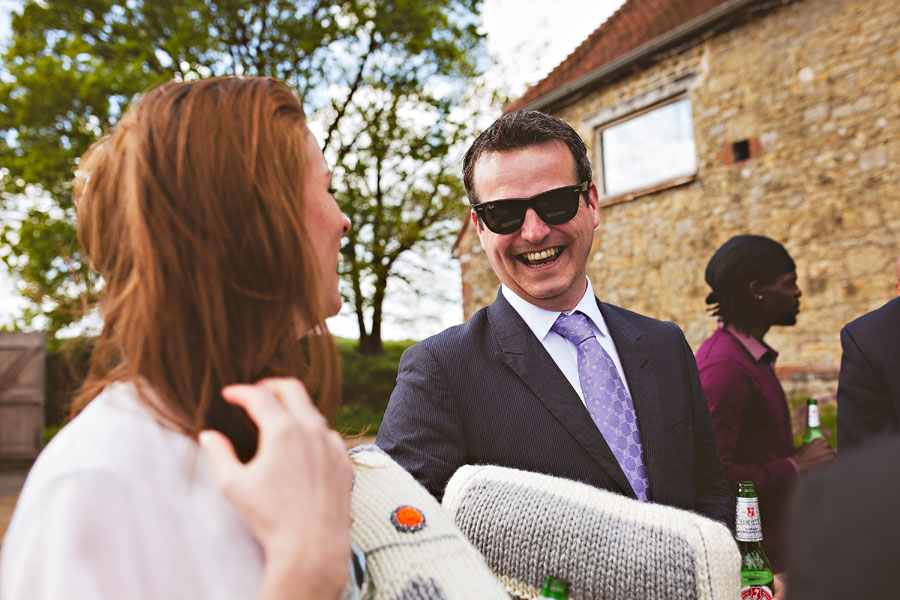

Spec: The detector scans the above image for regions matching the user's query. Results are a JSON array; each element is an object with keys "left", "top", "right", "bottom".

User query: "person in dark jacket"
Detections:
[
  {"left": 837, "top": 296, "right": 900, "bottom": 451},
  {"left": 377, "top": 110, "right": 733, "bottom": 529}
]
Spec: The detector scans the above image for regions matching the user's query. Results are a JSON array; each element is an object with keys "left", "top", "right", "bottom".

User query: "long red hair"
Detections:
[{"left": 73, "top": 77, "right": 340, "bottom": 460}]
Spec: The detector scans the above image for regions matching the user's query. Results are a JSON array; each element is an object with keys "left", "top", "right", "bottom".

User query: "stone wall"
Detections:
[{"left": 458, "top": 0, "right": 899, "bottom": 382}]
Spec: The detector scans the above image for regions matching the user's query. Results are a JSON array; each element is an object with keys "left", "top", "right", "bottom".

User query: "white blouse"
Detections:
[{"left": 0, "top": 382, "right": 265, "bottom": 599}]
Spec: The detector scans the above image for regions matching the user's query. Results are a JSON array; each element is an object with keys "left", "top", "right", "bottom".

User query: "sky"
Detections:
[{"left": 0, "top": 0, "right": 626, "bottom": 340}]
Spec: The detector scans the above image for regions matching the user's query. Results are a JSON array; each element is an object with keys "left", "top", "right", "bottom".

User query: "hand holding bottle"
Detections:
[
  {"left": 773, "top": 572, "right": 786, "bottom": 599},
  {"left": 792, "top": 438, "right": 835, "bottom": 473}
]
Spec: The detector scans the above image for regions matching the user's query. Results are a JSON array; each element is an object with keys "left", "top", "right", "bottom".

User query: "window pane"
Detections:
[{"left": 601, "top": 98, "right": 697, "bottom": 197}]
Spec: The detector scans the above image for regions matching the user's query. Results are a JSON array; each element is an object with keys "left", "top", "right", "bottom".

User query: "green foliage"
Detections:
[
  {"left": 44, "top": 335, "right": 95, "bottom": 427},
  {"left": 333, "top": 82, "right": 481, "bottom": 354},
  {"left": 789, "top": 392, "right": 838, "bottom": 449},
  {"left": 42, "top": 335, "right": 410, "bottom": 437},
  {"left": 0, "top": 0, "right": 491, "bottom": 351},
  {"left": 43, "top": 423, "right": 62, "bottom": 445},
  {"left": 335, "top": 336, "right": 413, "bottom": 433}
]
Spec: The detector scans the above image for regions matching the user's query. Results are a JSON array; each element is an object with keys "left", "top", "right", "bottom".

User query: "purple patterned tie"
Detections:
[{"left": 552, "top": 311, "right": 650, "bottom": 501}]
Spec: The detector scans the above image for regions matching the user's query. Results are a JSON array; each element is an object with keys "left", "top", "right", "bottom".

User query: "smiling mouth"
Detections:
[{"left": 518, "top": 246, "right": 562, "bottom": 267}]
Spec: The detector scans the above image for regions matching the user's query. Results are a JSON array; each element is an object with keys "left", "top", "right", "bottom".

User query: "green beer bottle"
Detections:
[
  {"left": 802, "top": 398, "right": 826, "bottom": 443},
  {"left": 735, "top": 481, "right": 774, "bottom": 600},
  {"left": 539, "top": 575, "right": 570, "bottom": 599}
]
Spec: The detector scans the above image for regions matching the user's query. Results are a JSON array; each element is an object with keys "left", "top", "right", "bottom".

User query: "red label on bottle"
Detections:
[{"left": 741, "top": 585, "right": 773, "bottom": 600}]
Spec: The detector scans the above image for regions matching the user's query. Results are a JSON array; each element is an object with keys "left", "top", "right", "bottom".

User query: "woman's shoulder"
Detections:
[
  {"left": 2, "top": 382, "right": 262, "bottom": 599},
  {"left": 21, "top": 382, "right": 199, "bottom": 499}
]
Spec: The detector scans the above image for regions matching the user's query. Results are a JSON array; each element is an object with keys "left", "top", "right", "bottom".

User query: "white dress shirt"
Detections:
[{"left": 501, "top": 277, "right": 633, "bottom": 407}]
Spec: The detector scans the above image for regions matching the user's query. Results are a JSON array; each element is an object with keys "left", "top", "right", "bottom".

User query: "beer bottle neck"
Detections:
[{"left": 541, "top": 576, "right": 570, "bottom": 599}]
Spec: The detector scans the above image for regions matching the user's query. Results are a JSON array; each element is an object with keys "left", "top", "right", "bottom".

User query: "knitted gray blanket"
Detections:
[{"left": 443, "top": 465, "right": 739, "bottom": 600}]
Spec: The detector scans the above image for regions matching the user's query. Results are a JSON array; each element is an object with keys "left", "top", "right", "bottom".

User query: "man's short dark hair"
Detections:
[{"left": 462, "top": 110, "right": 593, "bottom": 204}]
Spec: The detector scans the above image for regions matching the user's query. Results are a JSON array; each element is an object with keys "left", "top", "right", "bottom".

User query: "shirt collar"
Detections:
[
  {"left": 723, "top": 322, "right": 778, "bottom": 363},
  {"left": 501, "top": 277, "right": 610, "bottom": 342}
]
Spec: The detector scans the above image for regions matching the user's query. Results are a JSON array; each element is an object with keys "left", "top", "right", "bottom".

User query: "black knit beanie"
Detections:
[{"left": 705, "top": 234, "right": 796, "bottom": 305}]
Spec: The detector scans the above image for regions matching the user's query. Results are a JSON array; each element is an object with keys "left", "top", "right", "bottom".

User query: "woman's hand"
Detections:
[{"left": 200, "top": 378, "right": 353, "bottom": 600}]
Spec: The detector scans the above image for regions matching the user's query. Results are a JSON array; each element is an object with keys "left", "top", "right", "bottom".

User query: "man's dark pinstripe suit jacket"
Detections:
[{"left": 376, "top": 290, "right": 734, "bottom": 528}]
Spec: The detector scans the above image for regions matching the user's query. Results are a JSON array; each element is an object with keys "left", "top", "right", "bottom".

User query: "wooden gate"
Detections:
[{"left": 0, "top": 332, "right": 45, "bottom": 470}]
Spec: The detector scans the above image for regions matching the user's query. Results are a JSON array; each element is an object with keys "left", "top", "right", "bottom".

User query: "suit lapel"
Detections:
[
  {"left": 598, "top": 301, "right": 665, "bottom": 503},
  {"left": 487, "top": 292, "right": 635, "bottom": 498}
]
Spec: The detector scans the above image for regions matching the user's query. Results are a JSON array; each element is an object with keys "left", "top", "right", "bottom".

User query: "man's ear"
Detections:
[
  {"left": 748, "top": 280, "right": 762, "bottom": 300},
  {"left": 588, "top": 182, "right": 600, "bottom": 228},
  {"left": 470, "top": 208, "right": 483, "bottom": 233}
]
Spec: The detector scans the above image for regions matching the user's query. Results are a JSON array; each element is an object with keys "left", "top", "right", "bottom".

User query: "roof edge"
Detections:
[{"left": 512, "top": 0, "right": 758, "bottom": 113}]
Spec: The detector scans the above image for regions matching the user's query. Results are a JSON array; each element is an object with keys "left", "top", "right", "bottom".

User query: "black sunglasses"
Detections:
[{"left": 471, "top": 181, "right": 591, "bottom": 234}]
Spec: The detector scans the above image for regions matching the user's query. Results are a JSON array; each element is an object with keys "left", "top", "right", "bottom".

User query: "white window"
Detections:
[{"left": 597, "top": 96, "right": 697, "bottom": 198}]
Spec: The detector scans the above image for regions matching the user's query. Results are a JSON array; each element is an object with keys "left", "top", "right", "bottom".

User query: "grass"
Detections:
[
  {"left": 335, "top": 403, "right": 386, "bottom": 438},
  {"left": 334, "top": 337, "right": 414, "bottom": 435}
]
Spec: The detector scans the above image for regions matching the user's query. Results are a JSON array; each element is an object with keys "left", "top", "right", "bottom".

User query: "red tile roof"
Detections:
[{"left": 504, "top": 0, "right": 743, "bottom": 113}]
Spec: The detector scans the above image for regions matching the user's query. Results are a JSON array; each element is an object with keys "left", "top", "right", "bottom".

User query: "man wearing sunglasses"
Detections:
[{"left": 377, "top": 111, "right": 732, "bottom": 529}]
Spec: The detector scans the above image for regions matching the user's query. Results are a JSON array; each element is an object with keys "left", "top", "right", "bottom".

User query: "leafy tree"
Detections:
[
  {"left": 328, "top": 81, "right": 497, "bottom": 353},
  {"left": 0, "top": 0, "right": 488, "bottom": 351}
]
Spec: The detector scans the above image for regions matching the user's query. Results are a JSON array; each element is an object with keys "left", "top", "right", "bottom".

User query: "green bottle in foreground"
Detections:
[
  {"left": 736, "top": 481, "right": 774, "bottom": 600},
  {"left": 802, "top": 398, "right": 826, "bottom": 443},
  {"left": 539, "top": 575, "right": 570, "bottom": 599}
]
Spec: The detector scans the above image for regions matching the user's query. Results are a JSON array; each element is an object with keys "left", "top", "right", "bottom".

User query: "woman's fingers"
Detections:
[
  {"left": 199, "top": 429, "right": 240, "bottom": 487},
  {"left": 255, "top": 379, "right": 352, "bottom": 497},
  {"left": 220, "top": 381, "right": 292, "bottom": 432},
  {"left": 219, "top": 379, "right": 343, "bottom": 478},
  {"left": 205, "top": 377, "right": 353, "bottom": 597},
  {"left": 257, "top": 377, "right": 326, "bottom": 424},
  {"left": 222, "top": 378, "right": 325, "bottom": 428}
]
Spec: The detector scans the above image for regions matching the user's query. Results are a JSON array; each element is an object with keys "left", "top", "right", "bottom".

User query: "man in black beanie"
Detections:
[{"left": 695, "top": 234, "right": 835, "bottom": 574}]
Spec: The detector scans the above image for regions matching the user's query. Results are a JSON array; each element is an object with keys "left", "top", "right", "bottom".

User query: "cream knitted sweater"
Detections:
[{"left": 347, "top": 445, "right": 509, "bottom": 599}]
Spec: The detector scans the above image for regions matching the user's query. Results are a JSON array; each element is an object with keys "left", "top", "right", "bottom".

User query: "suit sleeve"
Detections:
[
  {"left": 699, "top": 354, "right": 797, "bottom": 502},
  {"left": 376, "top": 342, "right": 465, "bottom": 500},
  {"left": 675, "top": 326, "right": 734, "bottom": 530},
  {"left": 837, "top": 324, "right": 895, "bottom": 450}
]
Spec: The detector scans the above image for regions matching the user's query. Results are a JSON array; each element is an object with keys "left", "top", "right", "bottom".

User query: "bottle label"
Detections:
[
  {"left": 807, "top": 404, "right": 820, "bottom": 427},
  {"left": 735, "top": 497, "right": 762, "bottom": 541},
  {"left": 741, "top": 585, "right": 773, "bottom": 599}
]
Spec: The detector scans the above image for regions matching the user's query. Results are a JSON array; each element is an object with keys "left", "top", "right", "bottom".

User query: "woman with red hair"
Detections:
[{"left": 1, "top": 77, "right": 355, "bottom": 599}]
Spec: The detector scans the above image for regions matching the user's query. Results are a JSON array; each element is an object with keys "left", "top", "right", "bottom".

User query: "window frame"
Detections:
[{"left": 586, "top": 76, "right": 698, "bottom": 205}]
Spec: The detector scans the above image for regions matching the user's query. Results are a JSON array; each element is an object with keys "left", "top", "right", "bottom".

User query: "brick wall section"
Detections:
[{"left": 457, "top": 0, "right": 900, "bottom": 382}]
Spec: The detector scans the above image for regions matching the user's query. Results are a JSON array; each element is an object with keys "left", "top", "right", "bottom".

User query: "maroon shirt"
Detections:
[{"left": 696, "top": 325, "right": 797, "bottom": 571}]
